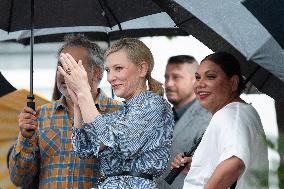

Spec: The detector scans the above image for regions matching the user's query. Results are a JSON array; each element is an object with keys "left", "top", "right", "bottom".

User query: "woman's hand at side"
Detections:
[{"left": 171, "top": 153, "right": 192, "bottom": 175}]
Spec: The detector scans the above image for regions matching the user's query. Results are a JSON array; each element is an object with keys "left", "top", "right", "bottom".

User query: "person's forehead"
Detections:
[
  {"left": 106, "top": 50, "right": 131, "bottom": 65},
  {"left": 61, "top": 46, "right": 89, "bottom": 60},
  {"left": 60, "top": 46, "right": 92, "bottom": 68},
  {"left": 197, "top": 60, "right": 226, "bottom": 76},
  {"left": 166, "top": 63, "right": 192, "bottom": 73},
  {"left": 199, "top": 60, "right": 219, "bottom": 70}
]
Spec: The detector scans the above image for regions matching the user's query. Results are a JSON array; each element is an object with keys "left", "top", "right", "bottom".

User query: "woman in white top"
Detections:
[{"left": 171, "top": 52, "right": 268, "bottom": 189}]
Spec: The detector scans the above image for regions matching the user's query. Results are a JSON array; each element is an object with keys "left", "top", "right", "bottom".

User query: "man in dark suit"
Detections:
[{"left": 158, "top": 55, "right": 212, "bottom": 189}]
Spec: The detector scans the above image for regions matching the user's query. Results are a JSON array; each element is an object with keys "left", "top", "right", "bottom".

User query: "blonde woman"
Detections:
[{"left": 58, "top": 38, "right": 174, "bottom": 189}]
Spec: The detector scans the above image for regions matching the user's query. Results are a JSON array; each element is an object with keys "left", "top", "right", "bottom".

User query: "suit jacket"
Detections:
[{"left": 157, "top": 99, "right": 212, "bottom": 189}]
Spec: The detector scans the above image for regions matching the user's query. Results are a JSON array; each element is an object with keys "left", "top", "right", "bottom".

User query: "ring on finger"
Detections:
[{"left": 65, "top": 68, "right": 71, "bottom": 75}]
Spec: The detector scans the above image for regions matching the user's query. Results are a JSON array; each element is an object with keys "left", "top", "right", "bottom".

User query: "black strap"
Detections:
[
  {"left": 230, "top": 180, "right": 237, "bottom": 189},
  {"left": 105, "top": 171, "right": 153, "bottom": 181},
  {"left": 164, "top": 134, "right": 204, "bottom": 185}
]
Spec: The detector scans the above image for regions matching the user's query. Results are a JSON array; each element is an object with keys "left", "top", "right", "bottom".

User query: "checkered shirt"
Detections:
[{"left": 9, "top": 89, "right": 123, "bottom": 189}]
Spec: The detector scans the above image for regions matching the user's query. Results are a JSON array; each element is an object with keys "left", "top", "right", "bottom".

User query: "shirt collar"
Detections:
[
  {"left": 54, "top": 96, "right": 67, "bottom": 111},
  {"left": 124, "top": 90, "right": 149, "bottom": 107},
  {"left": 54, "top": 88, "right": 105, "bottom": 112},
  {"left": 96, "top": 88, "right": 108, "bottom": 112},
  {"left": 174, "top": 98, "right": 196, "bottom": 120}
]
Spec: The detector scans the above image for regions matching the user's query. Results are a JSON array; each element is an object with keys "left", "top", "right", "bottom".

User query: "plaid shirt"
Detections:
[{"left": 9, "top": 89, "right": 123, "bottom": 189}]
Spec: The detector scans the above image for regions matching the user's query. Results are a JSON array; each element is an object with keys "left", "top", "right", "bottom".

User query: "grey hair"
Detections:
[{"left": 58, "top": 33, "right": 104, "bottom": 85}]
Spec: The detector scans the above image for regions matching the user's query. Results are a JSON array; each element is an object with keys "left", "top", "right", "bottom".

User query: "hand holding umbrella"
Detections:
[{"left": 18, "top": 106, "right": 39, "bottom": 138}]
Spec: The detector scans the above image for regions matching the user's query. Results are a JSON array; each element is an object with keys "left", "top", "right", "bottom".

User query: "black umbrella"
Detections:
[
  {"left": 0, "top": 0, "right": 188, "bottom": 45},
  {"left": 154, "top": 0, "right": 284, "bottom": 102},
  {"left": 242, "top": 0, "right": 284, "bottom": 49},
  {"left": 0, "top": 0, "right": 188, "bottom": 108},
  {"left": 0, "top": 72, "right": 16, "bottom": 97},
  {"left": 241, "top": 1, "right": 284, "bottom": 182}
]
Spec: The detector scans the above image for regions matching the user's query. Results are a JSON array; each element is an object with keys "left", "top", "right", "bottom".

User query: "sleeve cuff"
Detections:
[
  {"left": 218, "top": 148, "right": 249, "bottom": 170},
  {"left": 84, "top": 115, "right": 115, "bottom": 148},
  {"left": 72, "top": 126, "right": 99, "bottom": 158},
  {"left": 16, "top": 132, "right": 38, "bottom": 153}
]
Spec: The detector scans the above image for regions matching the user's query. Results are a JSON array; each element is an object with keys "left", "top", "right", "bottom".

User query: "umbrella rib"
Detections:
[
  {"left": 97, "top": 0, "right": 113, "bottom": 29},
  {"left": 259, "top": 73, "right": 271, "bottom": 91},
  {"left": 101, "top": 0, "right": 122, "bottom": 31},
  {"left": 174, "top": 16, "right": 196, "bottom": 27},
  {"left": 8, "top": 0, "right": 15, "bottom": 32},
  {"left": 244, "top": 65, "right": 261, "bottom": 85}
]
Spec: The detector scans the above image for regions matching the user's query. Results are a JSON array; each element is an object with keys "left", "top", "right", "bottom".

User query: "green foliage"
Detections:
[{"left": 278, "top": 134, "right": 284, "bottom": 188}]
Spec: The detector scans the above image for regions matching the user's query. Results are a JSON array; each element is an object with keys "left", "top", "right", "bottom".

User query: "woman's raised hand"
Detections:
[{"left": 58, "top": 53, "right": 91, "bottom": 95}]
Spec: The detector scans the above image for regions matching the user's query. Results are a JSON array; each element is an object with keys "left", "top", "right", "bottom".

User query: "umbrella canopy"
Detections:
[
  {"left": 0, "top": 0, "right": 188, "bottom": 105},
  {"left": 0, "top": 0, "right": 188, "bottom": 44},
  {"left": 242, "top": 0, "right": 284, "bottom": 49},
  {"left": 154, "top": 0, "right": 284, "bottom": 102},
  {"left": 0, "top": 72, "right": 16, "bottom": 97}
]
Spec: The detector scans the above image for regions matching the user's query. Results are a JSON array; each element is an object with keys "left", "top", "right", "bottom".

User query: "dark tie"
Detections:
[{"left": 172, "top": 108, "right": 178, "bottom": 122}]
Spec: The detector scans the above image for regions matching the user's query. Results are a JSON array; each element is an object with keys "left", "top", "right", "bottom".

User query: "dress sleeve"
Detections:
[
  {"left": 214, "top": 108, "right": 251, "bottom": 168},
  {"left": 9, "top": 133, "right": 40, "bottom": 187},
  {"left": 72, "top": 95, "right": 173, "bottom": 159}
]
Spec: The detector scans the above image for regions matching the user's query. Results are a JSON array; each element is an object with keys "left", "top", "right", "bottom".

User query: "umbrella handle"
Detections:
[
  {"left": 164, "top": 163, "right": 188, "bottom": 185},
  {"left": 27, "top": 101, "right": 35, "bottom": 110},
  {"left": 26, "top": 95, "right": 35, "bottom": 132},
  {"left": 164, "top": 134, "right": 203, "bottom": 185},
  {"left": 27, "top": 95, "right": 35, "bottom": 110}
]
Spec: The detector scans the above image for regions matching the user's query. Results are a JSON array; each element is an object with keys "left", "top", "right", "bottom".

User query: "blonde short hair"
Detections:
[{"left": 105, "top": 38, "right": 164, "bottom": 96}]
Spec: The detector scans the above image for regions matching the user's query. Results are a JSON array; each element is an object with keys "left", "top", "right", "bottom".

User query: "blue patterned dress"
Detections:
[{"left": 72, "top": 91, "right": 174, "bottom": 189}]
